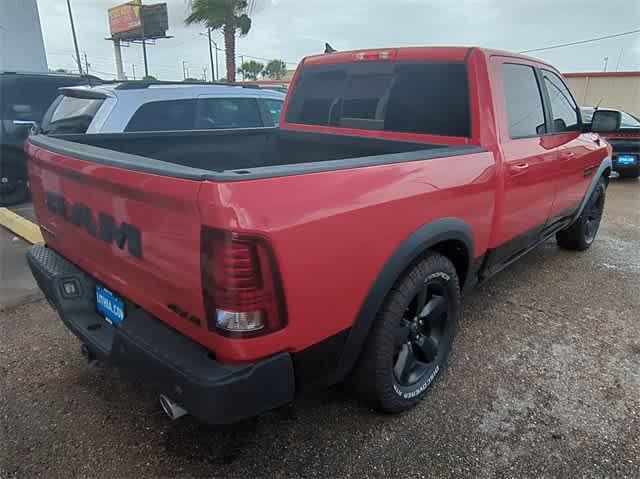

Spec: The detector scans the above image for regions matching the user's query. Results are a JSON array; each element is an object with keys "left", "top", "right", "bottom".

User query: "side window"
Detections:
[
  {"left": 502, "top": 63, "right": 547, "bottom": 138},
  {"left": 1, "top": 78, "right": 73, "bottom": 122},
  {"left": 195, "top": 98, "right": 263, "bottom": 129},
  {"left": 125, "top": 100, "right": 197, "bottom": 132},
  {"left": 541, "top": 70, "right": 579, "bottom": 133},
  {"left": 263, "top": 98, "right": 284, "bottom": 126}
]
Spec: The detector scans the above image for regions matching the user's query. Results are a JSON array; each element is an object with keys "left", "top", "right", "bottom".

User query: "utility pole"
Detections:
[
  {"left": 83, "top": 52, "right": 90, "bottom": 75},
  {"left": 201, "top": 30, "right": 220, "bottom": 81},
  {"left": 203, "top": 67, "right": 207, "bottom": 82},
  {"left": 207, "top": 28, "right": 215, "bottom": 82},
  {"left": 113, "top": 39, "right": 125, "bottom": 80},
  {"left": 603, "top": 56, "right": 609, "bottom": 72},
  {"left": 615, "top": 49, "right": 624, "bottom": 72},
  {"left": 240, "top": 55, "right": 245, "bottom": 81},
  {"left": 138, "top": 1, "right": 149, "bottom": 77},
  {"left": 66, "top": 0, "right": 83, "bottom": 76},
  {"left": 132, "top": 64, "right": 136, "bottom": 80},
  {"left": 182, "top": 60, "right": 189, "bottom": 79}
]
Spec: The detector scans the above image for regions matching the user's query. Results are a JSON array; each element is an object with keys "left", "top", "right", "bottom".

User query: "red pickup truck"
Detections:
[{"left": 25, "top": 47, "right": 612, "bottom": 425}]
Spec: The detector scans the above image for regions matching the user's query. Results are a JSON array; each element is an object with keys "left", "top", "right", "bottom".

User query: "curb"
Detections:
[{"left": 0, "top": 207, "right": 43, "bottom": 244}]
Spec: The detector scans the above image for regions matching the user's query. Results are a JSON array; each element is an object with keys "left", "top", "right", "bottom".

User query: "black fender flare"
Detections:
[
  {"left": 570, "top": 155, "right": 612, "bottom": 225},
  {"left": 332, "top": 217, "right": 474, "bottom": 382}
]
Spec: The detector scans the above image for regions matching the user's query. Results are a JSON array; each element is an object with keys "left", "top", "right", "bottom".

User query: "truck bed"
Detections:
[{"left": 28, "top": 128, "right": 482, "bottom": 181}]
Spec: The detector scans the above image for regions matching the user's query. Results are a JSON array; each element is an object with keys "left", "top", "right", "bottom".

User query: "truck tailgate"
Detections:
[{"left": 26, "top": 141, "right": 207, "bottom": 345}]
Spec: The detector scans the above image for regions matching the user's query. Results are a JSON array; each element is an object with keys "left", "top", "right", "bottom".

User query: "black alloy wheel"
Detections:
[
  {"left": 351, "top": 252, "right": 460, "bottom": 413},
  {"left": 393, "top": 281, "right": 452, "bottom": 387}
]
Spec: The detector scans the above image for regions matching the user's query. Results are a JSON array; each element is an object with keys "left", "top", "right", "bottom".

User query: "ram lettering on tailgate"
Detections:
[{"left": 45, "top": 191, "right": 142, "bottom": 258}]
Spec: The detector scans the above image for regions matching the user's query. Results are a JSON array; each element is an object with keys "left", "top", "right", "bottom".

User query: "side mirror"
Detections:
[{"left": 591, "top": 109, "right": 621, "bottom": 132}]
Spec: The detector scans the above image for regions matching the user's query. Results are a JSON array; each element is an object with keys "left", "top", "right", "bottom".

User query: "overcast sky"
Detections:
[{"left": 38, "top": 0, "right": 640, "bottom": 81}]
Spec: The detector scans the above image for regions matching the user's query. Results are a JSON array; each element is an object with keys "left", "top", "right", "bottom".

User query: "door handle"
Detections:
[
  {"left": 509, "top": 162, "right": 529, "bottom": 175},
  {"left": 564, "top": 152, "right": 576, "bottom": 159}
]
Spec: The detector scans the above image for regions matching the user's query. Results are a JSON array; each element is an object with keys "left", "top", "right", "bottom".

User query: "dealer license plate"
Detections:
[{"left": 96, "top": 285, "right": 125, "bottom": 325}]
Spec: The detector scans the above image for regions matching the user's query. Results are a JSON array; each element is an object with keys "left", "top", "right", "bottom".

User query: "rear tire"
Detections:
[
  {"left": 0, "top": 177, "right": 29, "bottom": 206},
  {"left": 556, "top": 177, "right": 606, "bottom": 251},
  {"left": 351, "top": 252, "right": 460, "bottom": 413},
  {"left": 0, "top": 148, "right": 30, "bottom": 206}
]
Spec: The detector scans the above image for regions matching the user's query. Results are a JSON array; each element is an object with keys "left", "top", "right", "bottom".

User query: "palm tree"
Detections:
[
  {"left": 238, "top": 60, "right": 264, "bottom": 80},
  {"left": 185, "top": 0, "right": 252, "bottom": 82},
  {"left": 264, "top": 59, "right": 287, "bottom": 80}
]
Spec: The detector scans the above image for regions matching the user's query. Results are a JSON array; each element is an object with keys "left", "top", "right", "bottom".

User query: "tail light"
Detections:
[{"left": 201, "top": 228, "right": 286, "bottom": 337}]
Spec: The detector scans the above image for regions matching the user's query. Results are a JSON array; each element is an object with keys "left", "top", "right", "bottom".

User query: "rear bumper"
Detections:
[{"left": 26, "top": 243, "right": 295, "bottom": 425}]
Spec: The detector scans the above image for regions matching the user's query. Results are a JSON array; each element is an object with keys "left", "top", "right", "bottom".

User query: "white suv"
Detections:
[{"left": 41, "top": 82, "right": 286, "bottom": 135}]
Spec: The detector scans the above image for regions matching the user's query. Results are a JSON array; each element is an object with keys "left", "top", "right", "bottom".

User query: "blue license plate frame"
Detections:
[{"left": 96, "top": 285, "right": 125, "bottom": 326}]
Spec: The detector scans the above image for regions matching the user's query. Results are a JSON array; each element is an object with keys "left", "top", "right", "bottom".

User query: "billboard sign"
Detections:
[
  {"left": 108, "top": 2, "right": 142, "bottom": 37},
  {"left": 107, "top": 2, "right": 168, "bottom": 40}
]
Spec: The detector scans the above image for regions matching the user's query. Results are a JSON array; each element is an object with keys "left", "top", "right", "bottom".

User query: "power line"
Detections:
[
  {"left": 519, "top": 28, "right": 640, "bottom": 54},
  {"left": 238, "top": 53, "right": 297, "bottom": 66}
]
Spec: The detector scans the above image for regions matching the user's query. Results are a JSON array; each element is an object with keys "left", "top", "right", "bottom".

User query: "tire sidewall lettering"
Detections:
[
  {"left": 424, "top": 271, "right": 450, "bottom": 283},
  {"left": 393, "top": 365, "right": 440, "bottom": 399}
]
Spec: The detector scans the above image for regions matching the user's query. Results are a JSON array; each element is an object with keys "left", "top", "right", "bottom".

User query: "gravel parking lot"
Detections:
[{"left": 1, "top": 179, "right": 639, "bottom": 478}]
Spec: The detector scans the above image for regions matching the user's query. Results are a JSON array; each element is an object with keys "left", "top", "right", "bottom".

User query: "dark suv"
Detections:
[{"left": 0, "top": 72, "right": 101, "bottom": 205}]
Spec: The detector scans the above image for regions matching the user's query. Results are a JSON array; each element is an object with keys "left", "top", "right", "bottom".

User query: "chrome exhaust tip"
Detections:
[{"left": 159, "top": 394, "right": 188, "bottom": 420}]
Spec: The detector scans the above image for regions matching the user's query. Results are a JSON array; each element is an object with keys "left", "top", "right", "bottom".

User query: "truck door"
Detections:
[
  {"left": 487, "top": 59, "right": 556, "bottom": 268},
  {"left": 538, "top": 69, "right": 606, "bottom": 222}
]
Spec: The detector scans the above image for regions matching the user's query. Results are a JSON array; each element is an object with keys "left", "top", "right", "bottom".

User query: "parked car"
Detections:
[
  {"left": 581, "top": 106, "right": 640, "bottom": 178},
  {"left": 40, "top": 82, "right": 286, "bottom": 135},
  {"left": 0, "top": 71, "right": 101, "bottom": 205},
  {"left": 25, "top": 47, "right": 612, "bottom": 425}
]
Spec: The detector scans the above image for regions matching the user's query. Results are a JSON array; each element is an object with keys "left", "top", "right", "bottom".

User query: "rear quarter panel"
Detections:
[{"left": 199, "top": 151, "right": 496, "bottom": 358}]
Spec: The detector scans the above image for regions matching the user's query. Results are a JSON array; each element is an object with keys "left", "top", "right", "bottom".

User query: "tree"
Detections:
[
  {"left": 184, "top": 77, "right": 204, "bottom": 82},
  {"left": 142, "top": 75, "right": 157, "bottom": 81},
  {"left": 185, "top": 0, "right": 252, "bottom": 83},
  {"left": 238, "top": 60, "right": 263, "bottom": 80},
  {"left": 264, "top": 59, "right": 287, "bottom": 80}
]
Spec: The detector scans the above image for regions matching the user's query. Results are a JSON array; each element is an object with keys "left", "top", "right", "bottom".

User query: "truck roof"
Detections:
[
  {"left": 301, "top": 46, "right": 552, "bottom": 70},
  {"left": 60, "top": 82, "right": 287, "bottom": 101}
]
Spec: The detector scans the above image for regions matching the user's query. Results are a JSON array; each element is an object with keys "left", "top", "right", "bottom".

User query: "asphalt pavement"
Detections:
[{"left": 1, "top": 180, "right": 639, "bottom": 478}]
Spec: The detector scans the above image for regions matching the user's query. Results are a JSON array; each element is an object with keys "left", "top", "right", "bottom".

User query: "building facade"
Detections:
[
  {"left": 0, "top": 0, "right": 48, "bottom": 73},
  {"left": 565, "top": 71, "right": 640, "bottom": 117}
]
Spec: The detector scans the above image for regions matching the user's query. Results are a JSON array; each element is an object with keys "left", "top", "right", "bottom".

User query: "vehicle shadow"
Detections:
[{"left": 70, "top": 238, "right": 580, "bottom": 476}]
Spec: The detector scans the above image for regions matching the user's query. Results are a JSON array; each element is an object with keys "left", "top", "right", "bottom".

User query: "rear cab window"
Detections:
[{"left": 284, "top": 61, "right": 471, "bottom": 137}]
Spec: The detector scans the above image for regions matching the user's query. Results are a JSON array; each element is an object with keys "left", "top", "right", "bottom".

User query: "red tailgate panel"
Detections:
[{"left": 27, "top": 143, "right": 209, "bottom": 349}]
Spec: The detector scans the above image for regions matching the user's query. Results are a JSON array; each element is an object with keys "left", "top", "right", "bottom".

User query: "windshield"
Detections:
[
  {"left": 41, "top": 94, "right": 104, "bottom": 134},
  {"left": 621, "top": 111, "right": 640, "bottom": 128}
]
